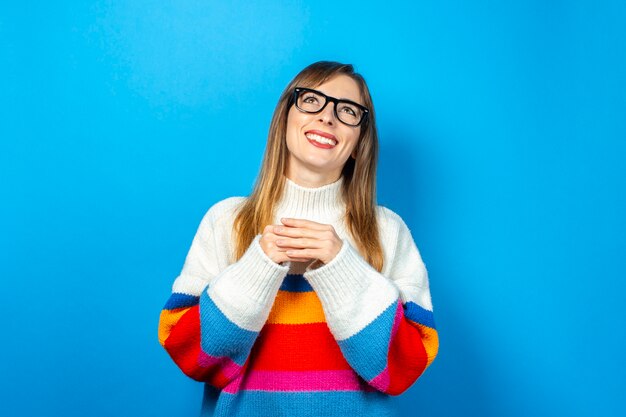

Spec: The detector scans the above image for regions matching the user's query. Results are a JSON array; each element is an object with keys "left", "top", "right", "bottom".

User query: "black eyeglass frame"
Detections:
[{"left": 291, "top": 87, "right": 370, "bottom": 127}]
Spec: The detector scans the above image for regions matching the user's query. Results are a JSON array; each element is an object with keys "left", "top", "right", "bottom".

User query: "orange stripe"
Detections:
[
  {"left": 413, "top": 322, "right": 439, "bottom": 367},
  {"left": 267, "top": 290, "right": 326, "bottom": 324},
  {"left": 158, "top": 307, "right": 190, "bottom": 346}
]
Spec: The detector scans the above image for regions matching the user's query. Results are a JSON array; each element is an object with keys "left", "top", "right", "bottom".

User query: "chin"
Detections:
[{"left": 304, "top": 158, "right": 336, "bottom": 169}]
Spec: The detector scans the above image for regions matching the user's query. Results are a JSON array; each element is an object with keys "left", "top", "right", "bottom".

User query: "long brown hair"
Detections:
[{"left": 232, "top": 61, "right": 384, "bottom": 272}]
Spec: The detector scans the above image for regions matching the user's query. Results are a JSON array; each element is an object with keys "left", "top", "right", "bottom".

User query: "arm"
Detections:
[
  {"left": 302, "top": 210, "right": 438, "bottom": 395},
  {"left": 158, "top": 199, "right": 289, "bottom": 389}
]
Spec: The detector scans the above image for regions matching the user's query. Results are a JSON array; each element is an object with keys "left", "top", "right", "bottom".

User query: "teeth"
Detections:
[{"left": 306, "top": 133, "right": 337, "bottom": 146}]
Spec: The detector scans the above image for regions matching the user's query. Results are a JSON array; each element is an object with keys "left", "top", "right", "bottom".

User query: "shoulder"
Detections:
[
  {"left": 191, "top": 196, "right": 248, "bottom": 264},
  {"left": 374, "top": 205, "right": 424, "bottom": 275},
  {"left": 375, "top": 205, "right": 410, "bottom": 237},
  {"left": 193, "top": 196, "right": 248, "bottom": 242},
  {"left": 202, "top": 196, "right": 247, "bottom": 226}
]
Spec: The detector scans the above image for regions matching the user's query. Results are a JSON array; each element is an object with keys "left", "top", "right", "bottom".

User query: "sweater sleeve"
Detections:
[
  {"left": 158, "top": 200, "right": 289, "bottom": 389},
  {"left": 302, "top": 209, "right": 438, "bottom": 395}
]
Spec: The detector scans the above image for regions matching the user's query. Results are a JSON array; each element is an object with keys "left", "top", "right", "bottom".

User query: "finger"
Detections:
[
  {"left": 275, "top": 237, "right": 324, "bottom": 249},
  {"left": 285, "top": 257, "right": 310, "bottom": 262},
  {"left": 272, "top": 225, "right": 321, "bottom": 239},
  {"left": 272, "top": 246, "right": 311, "bottom": 262},
  {"left": 273, "top": 242, "right": 313, "bottom": 256},
  {"left": 274, "top": 252, "right": 309, "bottom": 263},
  {"left": 259, "top": 232, "right": 279, "bottom": 249},
  {"left": 284, "top": 248, "right": 317, "bottom": 259},
  {"left": 280, "top": 218, "right": 330, "bottom": 231}
]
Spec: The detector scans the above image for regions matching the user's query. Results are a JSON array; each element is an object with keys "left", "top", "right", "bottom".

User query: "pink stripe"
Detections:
[
  {"left": 369, "top": 367, "right": 390, "bottom": 391},
  {"left": 198, "top": 350, "right": 242, "bottom": 379},
  {"left": 238, "top": 370, "right": 367, "bottom": 392},
  {"left": 223, "top": 374, "right": 245, "bottom": 394}
]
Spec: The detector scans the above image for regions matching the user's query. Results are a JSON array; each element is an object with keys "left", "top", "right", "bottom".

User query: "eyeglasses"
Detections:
[{"left": 292, "top": 87, "right": 369, "bottom": 127}]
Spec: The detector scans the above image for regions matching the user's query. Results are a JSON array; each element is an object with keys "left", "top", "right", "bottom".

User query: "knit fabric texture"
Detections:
[{"left": 158, "top": 176, "right": 439, "bottom": 416}]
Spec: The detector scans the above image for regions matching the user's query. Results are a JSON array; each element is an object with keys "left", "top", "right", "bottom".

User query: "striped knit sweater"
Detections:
[{"left": 158, "top": 176, "right": 438, "bottom": 416}]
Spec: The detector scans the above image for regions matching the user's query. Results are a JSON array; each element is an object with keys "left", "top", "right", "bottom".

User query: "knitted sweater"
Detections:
[{"left": 158, "top": 176, "right": 438, "bottom": 417}]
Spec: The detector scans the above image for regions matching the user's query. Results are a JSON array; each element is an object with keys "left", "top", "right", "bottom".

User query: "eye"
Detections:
[
  {"left": 303, "top": 94, "right": 319, "bottom": 104},
  {"left": 339, "top": 105, "right": 357, "bottom": 116}
]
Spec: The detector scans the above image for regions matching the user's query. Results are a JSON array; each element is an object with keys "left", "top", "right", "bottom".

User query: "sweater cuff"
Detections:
[
  {"left": 303, "top": 239, "right": 399, "bottom": 339},
  {"left": 208, "top": 234, "right": 289, "bottom": 331}
]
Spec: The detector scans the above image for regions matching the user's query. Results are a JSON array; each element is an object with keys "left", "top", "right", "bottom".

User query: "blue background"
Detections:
[{"left": 1, "top": 1, "right": 624, "bottom": 416}]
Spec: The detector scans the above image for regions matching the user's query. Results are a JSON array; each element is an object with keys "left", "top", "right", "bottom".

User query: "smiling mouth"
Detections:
[{"left": 305, "top": 132, "right": 337, "bottom": 147}]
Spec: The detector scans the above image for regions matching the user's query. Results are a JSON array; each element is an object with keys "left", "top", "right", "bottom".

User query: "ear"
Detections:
[{"left": 351, "top": 137, "right": 361, "bottom": 159}]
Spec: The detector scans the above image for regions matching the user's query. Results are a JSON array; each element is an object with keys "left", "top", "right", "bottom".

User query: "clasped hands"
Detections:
[{"left": 259, "top": 218, "right": 343, "bottom": 268}]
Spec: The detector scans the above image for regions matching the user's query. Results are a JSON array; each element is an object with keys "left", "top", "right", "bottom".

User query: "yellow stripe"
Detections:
[
  {"left": 267, "top": 290, "right": 326, "bottom": 324},
  {"left": 413, "top": 323, "right": 439, "bottom": 367},
  {"left": 158, "top": 307, "right": 190, "bottom": 346}
]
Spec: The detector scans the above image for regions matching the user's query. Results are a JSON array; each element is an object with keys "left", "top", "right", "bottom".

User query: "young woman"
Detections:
[{"left": 158, "top": 61, "right": 439, "bottom": 416}]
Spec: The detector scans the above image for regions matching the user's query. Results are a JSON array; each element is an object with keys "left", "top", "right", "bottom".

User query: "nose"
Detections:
[{"left": 317, "top": 101, "right": 337, "bottom": 125}]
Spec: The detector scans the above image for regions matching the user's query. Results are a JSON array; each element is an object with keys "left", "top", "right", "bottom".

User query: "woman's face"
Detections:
[{"left": 284, "top": 74, "right": 363, "bottom": 184}]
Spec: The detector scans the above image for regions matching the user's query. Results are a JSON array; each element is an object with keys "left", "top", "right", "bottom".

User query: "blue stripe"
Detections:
[
  {"left": 279, "top": 274, "right": 313, "bottom": 292},
  {"left": 199, "top": 290, "right": 258, "bottom": 366},
  {"left": 204, "top": 390, "right": 393, "bottom": 417},
  {"left": 163, "top": 292, "right": 199, "bottom": 310},
  {"left": 404, "top": 301, "right": 436, "bottom": 329},
  {"left": 337, "top": 300, "right": 398, "bottom": 381}
]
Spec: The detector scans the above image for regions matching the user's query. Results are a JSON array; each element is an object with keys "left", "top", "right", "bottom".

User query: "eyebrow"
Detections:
[{"left": 316, "top": 89, "right": 363, "bottom": 106}]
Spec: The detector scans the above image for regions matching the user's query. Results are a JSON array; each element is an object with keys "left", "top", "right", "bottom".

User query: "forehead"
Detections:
[{"left": 311, "top": 74, "right": 363, "bottom": 104}]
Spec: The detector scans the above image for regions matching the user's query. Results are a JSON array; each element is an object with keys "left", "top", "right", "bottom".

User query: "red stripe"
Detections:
[
  {"left": 164, "top": 305, "right": 236, "bottom": 388},
  {"left": 248, "top": 323, "right": 351, "bottom": 371},
  {"left": 385, "top": 311, "right": 429, "bottom": 395}
]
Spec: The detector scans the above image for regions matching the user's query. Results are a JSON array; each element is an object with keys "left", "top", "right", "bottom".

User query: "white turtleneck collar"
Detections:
[{"left": 274, "top": 176, "right": 346, "bottom": 225}]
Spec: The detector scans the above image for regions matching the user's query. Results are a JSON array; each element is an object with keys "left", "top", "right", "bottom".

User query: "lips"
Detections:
[
  {"left": 304, "top": 130, "right": 338, "bottom": 147},
  {"left": 305, "top": 130, "right": 337, "bottom": 141}
]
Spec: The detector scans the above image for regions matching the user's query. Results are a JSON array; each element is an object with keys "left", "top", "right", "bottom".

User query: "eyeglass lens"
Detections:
[{"left": 296, "top": 90, "right": 363, "bottom": 126}]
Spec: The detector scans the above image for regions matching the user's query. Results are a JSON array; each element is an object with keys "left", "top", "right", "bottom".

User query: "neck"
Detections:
[
  {"left": 284, "top": 167, "right": 342, "bottom": 188},
  {"left": 274, "top": 175, "right": 346, "bottom": 224}
]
